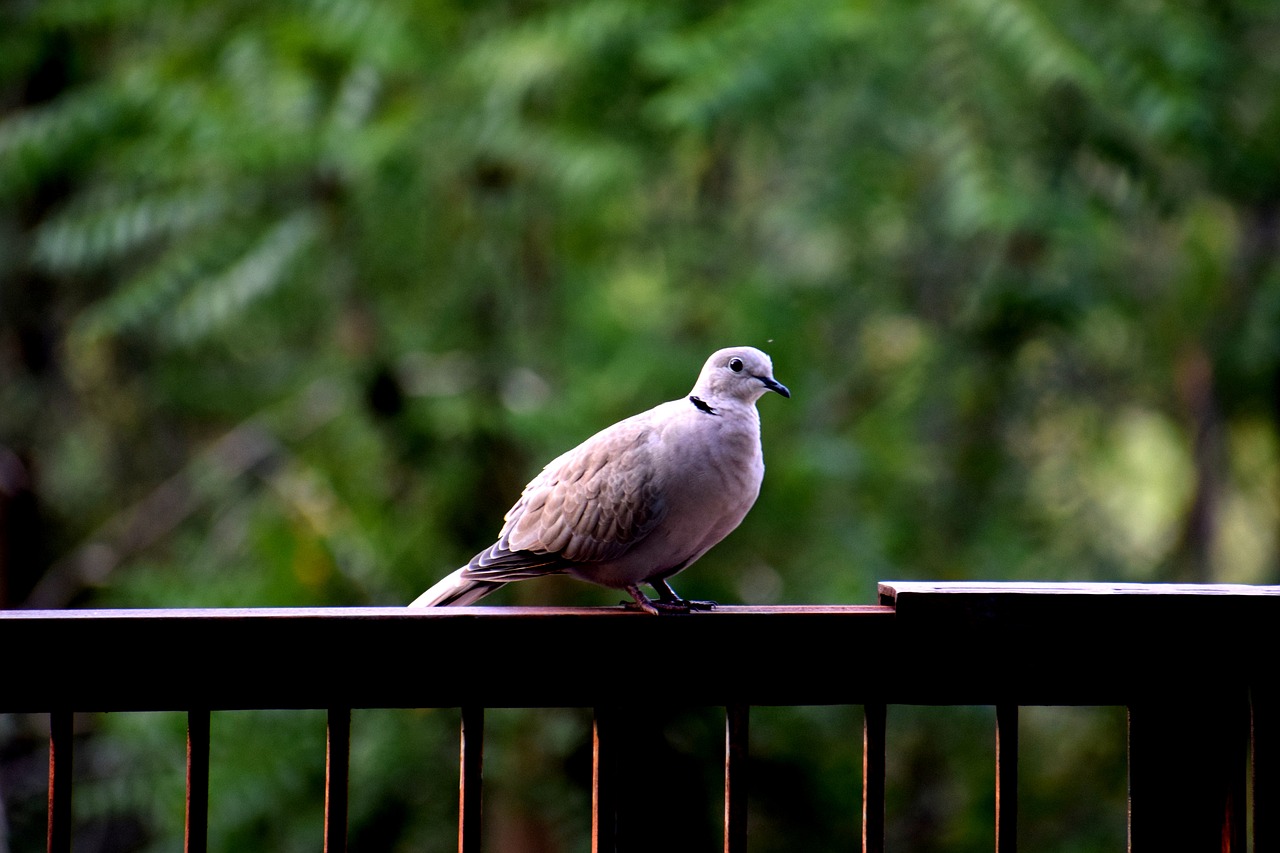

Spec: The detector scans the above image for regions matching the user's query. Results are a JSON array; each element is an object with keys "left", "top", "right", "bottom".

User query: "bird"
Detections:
[{"left": 409, "top": 346, "right": 790, "bottom": 614}]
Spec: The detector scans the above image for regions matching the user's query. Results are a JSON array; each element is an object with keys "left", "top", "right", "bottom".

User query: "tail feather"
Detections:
[{"left": 409, "top": 567, "right": 505, "bottom": 607}]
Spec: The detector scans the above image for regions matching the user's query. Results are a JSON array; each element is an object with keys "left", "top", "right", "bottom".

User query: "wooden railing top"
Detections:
[
  {"left": 881, "top": 581, "right": 1280, "bottom": 598},
  {"left": 4, "top": 582, "right": 1278, "bottom": 712},
  {"left": 880, "top": 580, "right": 1280, "bottom": 625}
]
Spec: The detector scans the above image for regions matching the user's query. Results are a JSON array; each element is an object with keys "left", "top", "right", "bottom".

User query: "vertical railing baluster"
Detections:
[
  {"left": 459, "top": 706, "right": 484, "bottom": 853},
  {"left": 1129, "top": 695, "right": 1248, "bottom": 852},
  {"left": 862, "top": 703, "right": 886, "bottom": 853},
  {"left": 185, "top": 710, "right": 210, "bottom": 853},
  {"left": 725, "top": 704, "right": 750, "bottom": 853},
  {"left": 1254, "top": 684, "right": 1276, "bottom": 853},
  {"left": 324, "top": 708, "right": 351, "bottom": 853},
  {"left": 47, "top": 710, "right": 72, "bottom": 853},
  {"left": 996, "top": 704, "right": 1017, "bottom": 853},
  {"left": 592, "top": 706, "right": 618, "bottom": 853}
]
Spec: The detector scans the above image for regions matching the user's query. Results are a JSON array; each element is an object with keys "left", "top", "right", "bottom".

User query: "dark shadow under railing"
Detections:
[{"left": 3, "top": 582, "right": 1278, "bottom": 852}]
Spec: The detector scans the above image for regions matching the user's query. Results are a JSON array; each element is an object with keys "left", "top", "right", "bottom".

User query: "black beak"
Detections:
[{"left": 759, "top": 376, "right": 791, "bottom": 398}]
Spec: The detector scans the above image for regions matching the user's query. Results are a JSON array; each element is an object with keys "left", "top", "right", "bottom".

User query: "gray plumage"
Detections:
[{"left": 409, "top": 346, "right": 789, "bottom": 614}]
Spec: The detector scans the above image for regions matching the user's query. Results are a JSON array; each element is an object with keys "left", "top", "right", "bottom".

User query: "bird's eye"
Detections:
[{"left": 728, "top": 357, "right": 744, "bottom": 373}]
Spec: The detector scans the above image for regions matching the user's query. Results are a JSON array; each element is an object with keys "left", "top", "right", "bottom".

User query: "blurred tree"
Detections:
[{"left": 2, "top": 0, "right": 1278, "bottom": 849}]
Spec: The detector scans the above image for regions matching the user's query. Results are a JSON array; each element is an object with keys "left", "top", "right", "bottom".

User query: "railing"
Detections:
[{"left": 3, "top": 582, "right": 1277, "bottom": 852}]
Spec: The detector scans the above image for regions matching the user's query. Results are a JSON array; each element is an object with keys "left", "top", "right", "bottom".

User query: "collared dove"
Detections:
[{"left": 409, "top": 346, "right": 790, "bottom": 614}]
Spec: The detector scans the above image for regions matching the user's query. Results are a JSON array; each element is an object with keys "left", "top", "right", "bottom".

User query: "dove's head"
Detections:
[{"left": 695, "top": 346, "right": 791, "bottom": 404}]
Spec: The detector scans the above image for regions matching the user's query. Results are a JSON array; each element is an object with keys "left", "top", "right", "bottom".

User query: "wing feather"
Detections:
[{"left": 462, "top": 417, "right": 667, "bottom": 582}]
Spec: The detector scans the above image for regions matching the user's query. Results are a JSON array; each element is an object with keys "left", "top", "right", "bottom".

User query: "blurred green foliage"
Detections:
[{"left": 2, "top": 0, "right": 1278, "bottom": 849}]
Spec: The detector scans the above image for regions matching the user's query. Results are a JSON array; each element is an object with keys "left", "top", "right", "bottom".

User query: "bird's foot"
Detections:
[
  {"left": 622, "top": 586, "right": 716, "bottom": 615},
  {"left": 649, "top": 580, "right": 716, "bottom": 612},
  {"left": 668, "top": 598, "right": 717, "bottom": 611},
  {"left": 621, "top": 597, "right": 661, "bottom": 615},
  {"left": 621, "top": 586, "right": 716, "bottom": 614}
]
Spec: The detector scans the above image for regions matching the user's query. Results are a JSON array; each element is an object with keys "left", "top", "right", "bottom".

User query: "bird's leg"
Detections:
[
  {"left": 650, "top": 579, "right": 716, "bottom": 611},
  {"left": 620, "top": 583, "right": 713, "bottom": 614},
  {"left": 623, "top": 585, "right": 662, "bottom": 615}
]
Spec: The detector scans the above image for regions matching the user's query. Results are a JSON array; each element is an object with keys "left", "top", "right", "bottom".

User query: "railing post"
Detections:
[
  {"left": 324, "top": 707, "right": 350, "bottom": 853},
  {"left": 459, "top": 706, "right": 484, "bottom": 853},
  {"left": 1128, "top": 694, "right": 1248, "bottom": 852},
  {"left": 996, "top": 704, "right": 1017, "bottom": 853},
  {"left": 863, "top": 703, "right": 885, "bottom": 853},
  {"left": 724, "top": 704, "right": 749, "bottom": 853},
  {"left": 47, "top": 710, "right": 72, "bottom": 853},
  {"left": 1256, "top": 683, "right": 1277, "bottom": 853},
  {"left": 185, "top": 709, "right": 210, "bottom": 853}
]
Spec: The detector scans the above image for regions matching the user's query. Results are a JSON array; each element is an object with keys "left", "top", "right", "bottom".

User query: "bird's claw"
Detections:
[
  {"left": 623, "top": 583, "right": 716, "bottom": 614},
  {"left": 620, "top": 597, "right": 717, "bottom": 614}
]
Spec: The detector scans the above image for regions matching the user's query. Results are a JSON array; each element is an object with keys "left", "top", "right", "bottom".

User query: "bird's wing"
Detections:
[{"left": 462, "top": 414, "right": 669, "bottom": 582}]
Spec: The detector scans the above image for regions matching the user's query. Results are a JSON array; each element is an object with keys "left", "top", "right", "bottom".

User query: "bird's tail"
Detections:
[{"left": 408, "top": 567, "right": 505, "bottom": 607}]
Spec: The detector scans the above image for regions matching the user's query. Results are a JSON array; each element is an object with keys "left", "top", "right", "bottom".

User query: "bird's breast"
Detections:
[{"left": 658, "top": 411, "right": 763, "bottom": 510}]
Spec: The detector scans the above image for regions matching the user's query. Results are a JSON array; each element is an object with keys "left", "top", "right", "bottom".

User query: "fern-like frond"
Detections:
[
  {"left": 641, "top": 0, "right": 871, "bottom": 132},
  {"left": 73, "top": 212, "right": 319, "bottom": 346},
  {"left": 459, "top": 0, "right": 661, "bottom": 109},
  {"left": 470, "top": 120, "right": 643, "bottom": 201},
  {"left": 933, "top": 118, "right": 1021, "bottom": 235},
  {"left": 296, "top": 0, "right": 420, "bottom": 71},
  {"left": 0, "top": 85, "right": 135, "bottom": 199},
  {"left": 1085, "top": 4, "right": 1219, "bottom": 145},
  {"left": 169, "top": 211, "right": 319, "bottom": 344},
  {"left": 32, "top": 187, "right": 233, "bottom": 272},
  {"left": 73, "top": 232, "right": 240, "bottom": 342},
  {"left": 953, "top": 0, "right": 1103, "bottom": 94}
]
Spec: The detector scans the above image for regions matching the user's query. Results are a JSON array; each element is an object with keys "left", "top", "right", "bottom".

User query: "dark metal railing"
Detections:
[{"left": 4, "top": 582, "right": 1278, "bottom": 852}]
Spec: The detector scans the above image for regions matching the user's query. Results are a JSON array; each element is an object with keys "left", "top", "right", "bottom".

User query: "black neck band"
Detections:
[{"left": 689, "top": 395, "right": 718, "bottom": 415}]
